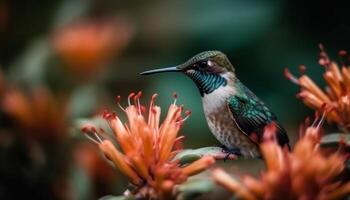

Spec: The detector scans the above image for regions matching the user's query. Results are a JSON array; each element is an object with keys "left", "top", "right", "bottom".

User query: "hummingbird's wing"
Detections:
[{"left": 226, "top": 92, "right": 289, "bottom": 147}]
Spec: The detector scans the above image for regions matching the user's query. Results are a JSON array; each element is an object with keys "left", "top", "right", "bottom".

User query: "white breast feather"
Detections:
[{"left": 202, "top": 73, "right": 236, "bottom": 114}]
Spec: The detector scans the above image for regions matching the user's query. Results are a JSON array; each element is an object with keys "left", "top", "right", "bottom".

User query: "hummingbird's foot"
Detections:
[{"left": 220, "top": 145, "right": 242, "bottom": 161}]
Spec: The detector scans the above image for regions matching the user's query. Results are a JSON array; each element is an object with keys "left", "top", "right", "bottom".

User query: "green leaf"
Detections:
[
  {"left": 178, "top": 178, "right": 215, "bottom": 200},
  {"left": 175, "top": 147, "right": 218, "bottom": 165},
  {"left": 175, "top": 146, "right": 238, "bottom": 165},
  {"left": 99, "top": 195, "right": 135, "bottom": 200},
  {"left": 320, "top": 133, "right": 350, "bottom": 148}
]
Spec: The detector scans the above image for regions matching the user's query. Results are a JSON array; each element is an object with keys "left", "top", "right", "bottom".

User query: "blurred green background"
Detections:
[{"left": 0, "top": 0, "right": 349, "bottom": 199}]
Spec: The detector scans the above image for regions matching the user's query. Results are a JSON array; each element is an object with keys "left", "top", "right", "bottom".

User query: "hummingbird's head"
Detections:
[
  {"left": 141, "top": 51, "right": 235, "bottom": 96},
  {"left": 141, "top": 50, "right": 234, "bottom": 75}
]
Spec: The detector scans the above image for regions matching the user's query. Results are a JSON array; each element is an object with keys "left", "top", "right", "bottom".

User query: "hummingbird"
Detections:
[{"left": 141, "top": 51, "right": 290, "bottom": 158}]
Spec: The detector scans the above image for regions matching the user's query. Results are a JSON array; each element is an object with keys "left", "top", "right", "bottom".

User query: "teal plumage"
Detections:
[
  {"left": 186, "top": 70, "right": 227, "bottom": 96},
  {"left": 227, "top": 79, "right": 289, "bottom": 147}
]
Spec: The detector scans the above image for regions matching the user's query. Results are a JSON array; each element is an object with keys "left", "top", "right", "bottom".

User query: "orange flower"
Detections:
[
  {"left": 213, "top": 120, "right": 350, "bottom": 200},
  {"left": 2, "top": 87, "right": 67, "bottom": 141},
  {"left": 82, "top": 92, "right": 215, "bottom": 199},
  {"left": 285, "top": 45, "right": 350, "bottom": 131},
  {"left": 52, "top": 19, "right": 133, "bottom": 76}
]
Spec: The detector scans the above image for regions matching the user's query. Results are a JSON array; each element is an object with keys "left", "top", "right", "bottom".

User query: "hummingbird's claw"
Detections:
[{"left": 220, "top": 145, "right": 242, "bottom": 162}]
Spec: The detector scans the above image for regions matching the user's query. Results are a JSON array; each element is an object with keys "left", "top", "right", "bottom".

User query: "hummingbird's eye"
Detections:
[{"left": 198, "top": 61, "right": 208, "bottom": 68}]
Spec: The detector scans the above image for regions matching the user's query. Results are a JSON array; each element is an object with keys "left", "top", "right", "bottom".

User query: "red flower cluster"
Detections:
[
  {"left": 82, "top": 92, "right": 215, "bottom": 199},
  {"left": 285, "top": 45, "right": 350, "bottom": 131},
  {"left": 213, "top": 120, "right": 350, "bottom": 200}
]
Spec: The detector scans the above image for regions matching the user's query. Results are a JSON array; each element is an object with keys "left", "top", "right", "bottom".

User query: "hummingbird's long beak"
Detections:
[{"left": 140, "top": 66, "right": 181, "bottom": 75}]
